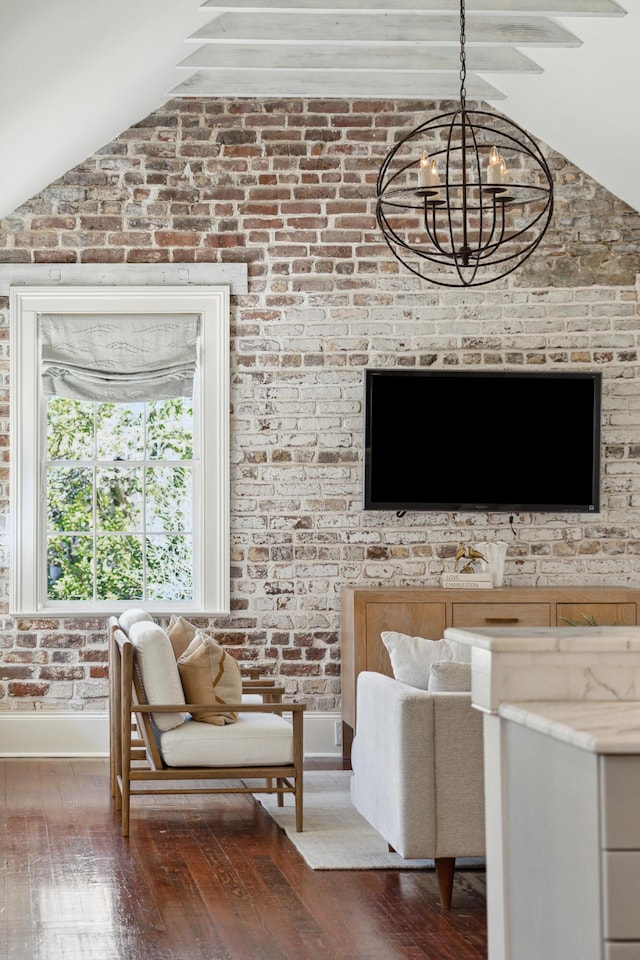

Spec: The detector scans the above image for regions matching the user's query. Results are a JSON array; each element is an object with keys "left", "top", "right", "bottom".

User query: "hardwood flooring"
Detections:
[{"left": 0, "top": 759, "right": 487, "bottom": 960}]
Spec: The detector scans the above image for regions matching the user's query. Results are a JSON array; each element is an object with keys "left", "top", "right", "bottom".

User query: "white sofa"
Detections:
[{"left": 350, "top": 670, "right": 485, "bottom": 907}]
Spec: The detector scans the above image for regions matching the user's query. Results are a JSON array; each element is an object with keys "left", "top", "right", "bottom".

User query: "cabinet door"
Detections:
[
  {"left": 365, "top": 602, "right": 446, "bottom": 676},
  {"left": 557, "top": 603, "right": 637, "bottom": 627}
]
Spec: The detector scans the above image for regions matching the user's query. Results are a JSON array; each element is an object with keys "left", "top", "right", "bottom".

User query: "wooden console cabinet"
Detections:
[{"left": 340, "top": 585, "right": 640, "bottom": 759}]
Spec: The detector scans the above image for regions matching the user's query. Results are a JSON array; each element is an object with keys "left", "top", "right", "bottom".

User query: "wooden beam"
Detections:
[
  {"left": 0, "top": 264, "right": 249, "bottom": 296},
  {"left": 170, "top": 68, "right": 506, "bottom": 99},
  {"left": 179, "top": 42, "right": 543, "bottom": 73},
  {"left": 200, "top": 0, "right": 626, "bottom": 15},
  {"left": 188, "top": 13, "right": 583, "bottom": 46}
]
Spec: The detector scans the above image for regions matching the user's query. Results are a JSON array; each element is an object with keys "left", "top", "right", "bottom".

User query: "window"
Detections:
[{"left": 10, "top": 286, "right": 229, "bottom": 616}]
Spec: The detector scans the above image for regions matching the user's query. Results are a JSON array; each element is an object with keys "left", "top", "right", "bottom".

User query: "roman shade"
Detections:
[{"left": 40, "top": 313, "right": 200, "bottom": 401}]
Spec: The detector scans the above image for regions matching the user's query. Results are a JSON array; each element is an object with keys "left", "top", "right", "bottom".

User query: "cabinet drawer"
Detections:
[
  {"left": 605, "top": 946, "right": 640, "bottom": 960},
  {"left": 603, "top": 852, "right": 640, "bottom": 939},
  {"left": 452, "top": 602, "right": 551, "bottom": 628},
  {"left": 601, "top": 756, "right": 640, "bottom": 848}
]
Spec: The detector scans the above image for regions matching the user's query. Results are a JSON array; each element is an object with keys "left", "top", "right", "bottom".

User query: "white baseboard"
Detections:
[{"left": 0, "top": 710, "right": 343, "bottom": 758}]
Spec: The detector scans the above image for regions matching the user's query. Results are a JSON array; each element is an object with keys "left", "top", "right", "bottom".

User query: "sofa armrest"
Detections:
[
  {"left": 351, "top": 672, "right": 437, "bottom": 858},
  {"left": 350, "top": 671, "right": 484, "bottom": 860}
]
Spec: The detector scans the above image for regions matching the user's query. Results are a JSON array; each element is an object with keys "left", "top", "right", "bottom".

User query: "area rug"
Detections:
[{"left": 248, "top": 769, "right": 485, "bottom": 872}]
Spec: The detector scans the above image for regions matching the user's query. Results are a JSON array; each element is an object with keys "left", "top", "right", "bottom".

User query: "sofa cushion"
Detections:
[
  {"left": 177, "top": 631, "right": 242, "bottom": 725},
  {"left": 428, "top": 660, "right": 472, "bottom": 692},
  {"left": 159, "top": 712, "right": 293, "bottom": 767},
  {"left": 128, "top": 621, "right": 187, "bottom": 731},
  {"left": 382, "top": 631, "right": 472, "bottom": 690}
]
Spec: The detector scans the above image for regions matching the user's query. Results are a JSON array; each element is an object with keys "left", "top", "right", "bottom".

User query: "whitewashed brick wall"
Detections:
[{"left": 0, "top": 97, "right": 639, "bottom": 713}]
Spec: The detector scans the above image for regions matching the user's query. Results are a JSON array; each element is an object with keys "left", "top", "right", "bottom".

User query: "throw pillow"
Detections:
[
  {"left": 428, "top": 660, "right": 472, "bottom": 692},
  {"left": 381, "top": 631, "right": 455, "bottom": 690},
  {"left": 177, "top": 631, "right": 242, "bottom": 725},
  {"left": 168, "top": 615, "right": 198, "bottom": 659},
  {"left": 444, "top": 638, "right": 473, "bottom": 663},
  {"left": 128, "top": 621, "right": 188, "bottom": 731}
]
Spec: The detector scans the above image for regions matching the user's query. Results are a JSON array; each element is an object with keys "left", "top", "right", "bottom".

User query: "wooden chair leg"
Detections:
[
  {"left": 294, "top": 774, "right": 303, "bottom": 833},
  {"left": 435, "top": 857, "right": 456, "bottom": 909}
]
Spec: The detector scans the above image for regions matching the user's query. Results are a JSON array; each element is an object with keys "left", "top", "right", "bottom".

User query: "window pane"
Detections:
[
  {"left": 96, "top": 403, "right": 144, "bottom": 461},
  {"left": 96, "top": 467, "right": 142, "bottom": 532},
  {"left": 96, "top": 535, "right": 143, "bottom": 600},
  {"left": 147, "top": 535, "right": 193, "bottom": 600},
  {"left": 47, "top": 535, "right": 94, "bottom": 600},
  {"left": 47, "top": 467, "right": 93, "bottom": 532},
  {"left": 47, "top": 398, "right": 94, "bottom": 460},
  {"left": 147, "top": 398, "right": 193, "bottom": 460},
  {"left": 146, "top": 466, "right": 192, "bottom": 533}
]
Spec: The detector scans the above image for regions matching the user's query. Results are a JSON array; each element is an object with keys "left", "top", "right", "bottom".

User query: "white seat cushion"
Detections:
[{"left": 159, "top": 712, "right": 293, "bottom": 767}]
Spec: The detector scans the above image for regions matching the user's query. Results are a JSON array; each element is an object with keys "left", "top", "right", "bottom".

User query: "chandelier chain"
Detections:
[{"left": 459, "top": 0, "right": 466, "bottom": 105}]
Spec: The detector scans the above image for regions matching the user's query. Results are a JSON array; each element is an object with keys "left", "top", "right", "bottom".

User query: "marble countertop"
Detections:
[
  {"left": 499, "top": 700, "right": 640, "bottom": 753},
  {"left": 445, "top": 625, "right": 640, "bottom": 653}
]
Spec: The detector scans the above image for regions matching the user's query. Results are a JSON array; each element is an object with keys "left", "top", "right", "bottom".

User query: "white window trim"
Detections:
[{"left": 10, "top": 285, "right": 230, "bottom": 617}]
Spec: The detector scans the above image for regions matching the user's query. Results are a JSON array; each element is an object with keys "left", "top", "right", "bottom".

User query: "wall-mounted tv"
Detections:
[{"left": 364, "top": 369, "right": 602, "bottom": 514}]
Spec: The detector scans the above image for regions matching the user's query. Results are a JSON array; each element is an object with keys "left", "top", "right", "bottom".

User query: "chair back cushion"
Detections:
[
  {"left": 177, "top": 631, "right": 243, "bottom": 725},
  {"left": 159, "top": 712, "right": 293, "bottom": 767},
  {"left": 119, "top": 607, "right": 154, "bottom": 635},
  {"left": 128, "top": 621, "right": 187, "bottom": 731}
]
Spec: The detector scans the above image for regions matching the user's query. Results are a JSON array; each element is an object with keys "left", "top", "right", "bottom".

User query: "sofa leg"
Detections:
[{"left": 435, "top": 857, "right": 455, "bottom": 909}]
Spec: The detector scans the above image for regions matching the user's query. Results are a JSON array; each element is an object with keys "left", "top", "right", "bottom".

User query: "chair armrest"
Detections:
[
  {"left": 132, "top": 701, "right": 305, "bottom": 715},
  {"left": 241, "top": 666, "right": 263, "bottom": 680},
  {"left": 242, "top": 680, "right": 285, "bottom": 703}
]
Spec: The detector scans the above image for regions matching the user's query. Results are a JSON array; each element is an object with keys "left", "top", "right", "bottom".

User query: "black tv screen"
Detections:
[{"left": 364, "top": 369, "right": 602, "bottom": 514}]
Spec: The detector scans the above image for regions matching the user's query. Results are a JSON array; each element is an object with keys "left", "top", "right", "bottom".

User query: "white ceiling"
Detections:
[{"left": 0, "top": 0, "right": 637, "bottom": 220}]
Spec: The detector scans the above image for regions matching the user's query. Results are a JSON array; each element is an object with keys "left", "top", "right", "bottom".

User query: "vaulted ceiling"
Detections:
[{"left": 0, "top": 0, "right": 636, "bottom": 219}]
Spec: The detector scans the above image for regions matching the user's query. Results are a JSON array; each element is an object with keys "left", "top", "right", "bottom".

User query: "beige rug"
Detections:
[{"left": 249, "top": 769, "right": 485, "bottom": 872}]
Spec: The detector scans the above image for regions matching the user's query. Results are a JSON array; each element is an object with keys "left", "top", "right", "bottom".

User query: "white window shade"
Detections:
[{"left": 40, "top": 313, "right": 200, "bottom": 402}]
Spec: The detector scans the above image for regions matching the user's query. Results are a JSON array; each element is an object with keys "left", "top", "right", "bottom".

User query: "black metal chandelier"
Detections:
[{"left": 376, "top": 0, "right": 554, "bottom": 288}]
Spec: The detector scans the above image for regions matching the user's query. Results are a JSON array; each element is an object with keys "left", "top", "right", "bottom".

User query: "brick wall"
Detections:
[{"left": 1, "top": 97, "right": 639, "bottom": 714}]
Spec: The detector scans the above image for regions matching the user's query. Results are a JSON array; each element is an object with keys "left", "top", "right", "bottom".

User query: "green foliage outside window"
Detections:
[{"left": 46, "top": 397, "right": 194, "bottom": 602}]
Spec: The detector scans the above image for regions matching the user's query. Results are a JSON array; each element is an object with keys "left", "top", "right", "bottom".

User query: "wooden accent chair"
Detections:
[{"left": 109, "top": 614, "right": 305, "bottom": 837}]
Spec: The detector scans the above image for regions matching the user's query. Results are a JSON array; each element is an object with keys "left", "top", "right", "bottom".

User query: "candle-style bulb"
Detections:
[
  {"left": 487, "top": 145, "right": 503, "bottom": 184},
  {"left": 418, "top": 151, "right": 431, "bottom": 187}
]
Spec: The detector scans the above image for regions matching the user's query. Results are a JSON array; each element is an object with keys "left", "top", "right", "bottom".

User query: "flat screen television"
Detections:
[{"left": 363, "top": 369, "right": 602, "bottom": 514}]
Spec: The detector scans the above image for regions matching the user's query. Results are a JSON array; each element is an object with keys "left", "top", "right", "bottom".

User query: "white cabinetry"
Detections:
[{"left": 500, "top": 702, "right": 640, "bottom": 960}]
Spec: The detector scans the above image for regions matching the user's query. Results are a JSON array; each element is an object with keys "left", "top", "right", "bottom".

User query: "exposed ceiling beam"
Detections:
[
  {"left": 178, "top": 42, "right": 542, "bottom": 73},
  {"left": 171, "top": 68, "right": 504, "bottom": 98},
  {"left": 187, "top": 13, "right": 583, "bottom": 46},
  {"left": 200, "top": 0, "right": 626, "bottom": 14}
]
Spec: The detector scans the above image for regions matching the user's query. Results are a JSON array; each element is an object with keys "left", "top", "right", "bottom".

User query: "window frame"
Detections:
[{"left": 10, "top": 285, "right": 230, "bottom": 616}]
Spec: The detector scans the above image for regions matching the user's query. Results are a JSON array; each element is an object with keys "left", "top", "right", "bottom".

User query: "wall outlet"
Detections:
[{"left": 334, "top": 720, "right": 342, "bottom": 746}]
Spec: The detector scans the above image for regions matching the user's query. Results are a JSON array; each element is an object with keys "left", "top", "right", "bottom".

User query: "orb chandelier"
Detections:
[{"left": 376, "top": 0, "right": 554, "bottom": 288}]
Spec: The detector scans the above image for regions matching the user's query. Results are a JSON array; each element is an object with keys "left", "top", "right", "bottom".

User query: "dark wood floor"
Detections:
[{"left": 0, "top": 758, "right": 487, "bottom": 960}]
